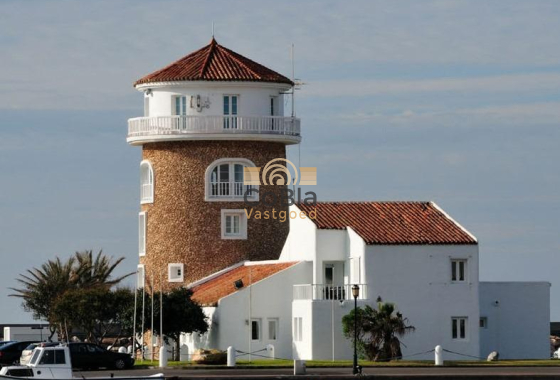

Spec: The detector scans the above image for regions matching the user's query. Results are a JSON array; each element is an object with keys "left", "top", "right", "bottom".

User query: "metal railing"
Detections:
[
  {"left": 128, "top": 115, "right": 301, "bottom": 139},
  {"left": 293, "top": 284, "right": 368, "bottom": 301}
]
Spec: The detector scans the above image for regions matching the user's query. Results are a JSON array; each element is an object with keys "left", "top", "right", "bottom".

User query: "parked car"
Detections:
[
  {"left": 68, "top": 343, "right": 134, "bottom": 370},
  {"left": 0, "top": 342, "right": 15, "bottom": 348},
  {"left": 20, "top": 342, "right": 59, "bottom": 365},
  {"left": 0, "top": 341, "right": 36, "bottom": 366}
]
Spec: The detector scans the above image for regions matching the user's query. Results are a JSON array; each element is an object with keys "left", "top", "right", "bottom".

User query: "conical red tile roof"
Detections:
[{"left": 134, "top": 38, "right": 293, "bottom": 86}]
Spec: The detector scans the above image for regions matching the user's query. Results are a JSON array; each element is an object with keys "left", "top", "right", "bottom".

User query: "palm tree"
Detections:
[{"left": 73, "top": 250, "right": 133, "bottom": 288}]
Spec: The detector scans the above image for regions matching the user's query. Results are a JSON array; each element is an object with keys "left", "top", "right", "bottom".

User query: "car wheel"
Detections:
[{"left": 114, "top": 359, "right": 126, "bottom": 370}]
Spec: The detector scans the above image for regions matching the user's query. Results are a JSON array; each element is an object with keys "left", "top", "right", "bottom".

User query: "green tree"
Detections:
[
  {"left": 139, "top": 288, "right": 208, "bottom": 360},
  {"left": 10, "top": 250, "right": 133, "bottom": 340},
  {"left": 343, "top": 298, "right": 415, "bottom": 361}
]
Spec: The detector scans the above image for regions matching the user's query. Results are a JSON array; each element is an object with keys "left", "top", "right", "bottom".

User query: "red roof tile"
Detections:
[
  {"left": 134, "top": 38, "right": 293, "bottom": 86},
  {"left": 191, "top": 262, "right": 298, "bottom": 306},
  {"left": 297, "top": 202, "right": 477, "bottom": 245}
]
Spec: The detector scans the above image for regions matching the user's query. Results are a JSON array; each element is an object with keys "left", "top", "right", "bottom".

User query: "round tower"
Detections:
[{"left": 128, "top": 38, "right": 301, "bottom": 290}]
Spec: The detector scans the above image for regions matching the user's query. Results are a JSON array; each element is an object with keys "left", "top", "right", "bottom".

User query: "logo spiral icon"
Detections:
[{"left": 261, "top": 158, "right": 299, "bottom": 186}]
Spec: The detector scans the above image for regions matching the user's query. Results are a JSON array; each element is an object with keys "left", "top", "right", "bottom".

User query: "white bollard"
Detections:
[
  {"left": 294, "top": 360, "right": 306, "bottom": 375},
  {"left": 227, "top": 346, "right": 236, "bottom": 367},
  {"left": 180, "top": 344, "right": 189, "bottom": 362},
  {"left": 118, "top": 346, "right": 127, "bottom": 354},
  {"left": 159, "top": 346, "right": 168, "bottom": 368},
  {"left": 435, "top": 345, "right": 443, "bottom": 366},
  {"left": 266, "top": 344, "right": 275, "bottom": 359}
]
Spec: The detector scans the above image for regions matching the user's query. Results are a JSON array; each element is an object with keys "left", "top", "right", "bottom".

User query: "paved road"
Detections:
[{"left": 76, "top": 366, "right": 560, "bottom": 379}]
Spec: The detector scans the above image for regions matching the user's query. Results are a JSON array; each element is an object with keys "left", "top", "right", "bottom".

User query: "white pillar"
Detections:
[
  {"left": 294, "top": 360, "right": 306, "bottom": 375},
  {"left": 267, "top": 344, "right": 275, "bottom": 359},
  {"left": 435, "top": 345, "right": 443, "bottom": 366},
  {"left": 227, "top": 346, "right": 236, "bottom": 367},
  {"left": 180, "top": 344, "right": 189, "bottom": 362},
  {"left": 159, "top": 346, "right": 168, "bottom": 368}
]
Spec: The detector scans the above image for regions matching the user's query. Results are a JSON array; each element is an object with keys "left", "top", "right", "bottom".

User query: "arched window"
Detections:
[
  {"left": 140, "top": 161, "right": 154, "bottom": 204},
  {"left": 205, "top": 158, "right": 257, "bottom": 201}
]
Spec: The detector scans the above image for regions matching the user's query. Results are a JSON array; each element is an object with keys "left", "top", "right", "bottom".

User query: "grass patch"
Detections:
[{"left": 134, "top": 359, "right": 560, "bottom": 368}]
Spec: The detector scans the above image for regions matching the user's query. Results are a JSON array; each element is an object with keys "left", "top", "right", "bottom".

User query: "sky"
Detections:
[{"left": 0, "top": 0, "right": 559, "bottom": 323}]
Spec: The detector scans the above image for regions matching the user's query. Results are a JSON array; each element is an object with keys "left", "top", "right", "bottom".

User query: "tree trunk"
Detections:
[{"left": 174, "top": 338, "right": 180, "bottom": 361}]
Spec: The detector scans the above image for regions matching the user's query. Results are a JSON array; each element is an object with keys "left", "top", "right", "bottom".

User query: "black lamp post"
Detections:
[{"left": 352, "top": 284, "right": 360, "bottom": 375}]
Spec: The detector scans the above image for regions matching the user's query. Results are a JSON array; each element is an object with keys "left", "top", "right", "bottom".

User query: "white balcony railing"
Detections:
[
  {"left": 141, "top": 183, "right": 153, "bottom": 202},
  {"left": 127, "top": 115, "right": 301, "bottom": 144},
  {"left": 210, "top": 181, "right": 254, "bottom": 198},
  {"left": 293, "top": 284, "right": 368, "bottom": 301}
]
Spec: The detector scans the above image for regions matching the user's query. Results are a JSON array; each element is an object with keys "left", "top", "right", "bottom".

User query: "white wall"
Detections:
[
  {"left": 143, "top": 83, "right": 287, "bottom": 118},
  {"left": 480, "top": 281, "right": 550, "bottom": 359},
  {"left": 210, "top": 261, "right": 312, "bottom": 360},
  {"left": 3, "top": 326, "right": 57, "bottom": 342},
  {"left": 279, "top": 205, "right": 317, "bottom": 263},
  {"left": 367, "top": 244, "right": 480, "bottom": 360}
]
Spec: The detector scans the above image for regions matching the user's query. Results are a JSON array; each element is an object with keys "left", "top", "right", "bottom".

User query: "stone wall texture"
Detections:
[{"left": 139, "top": 140, "right": 289, "bottom": 292}]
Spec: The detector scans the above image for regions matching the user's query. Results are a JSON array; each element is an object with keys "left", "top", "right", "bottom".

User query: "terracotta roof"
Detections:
[
  {"left": 297, "top": 201, "right": 477, "bottom": 245},
  {"left": 134, "top": 38, "right": 293, "bottom": 86},
  {"left": 191, "top": 262, "right": 298, "bottom": 306}
]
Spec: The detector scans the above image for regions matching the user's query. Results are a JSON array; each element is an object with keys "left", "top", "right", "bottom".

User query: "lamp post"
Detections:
[{"left": 352, "top": 284, "right": 360, "bottom": 375}]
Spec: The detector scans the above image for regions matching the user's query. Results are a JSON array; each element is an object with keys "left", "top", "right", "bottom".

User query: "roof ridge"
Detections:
[{"left": 199, "top": 37, "right": 218, "bottom": 78}]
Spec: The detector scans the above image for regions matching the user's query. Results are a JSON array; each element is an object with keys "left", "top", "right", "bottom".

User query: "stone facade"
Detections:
[{"left": 139, "top": 140, "right": 290, "bottom": 291}]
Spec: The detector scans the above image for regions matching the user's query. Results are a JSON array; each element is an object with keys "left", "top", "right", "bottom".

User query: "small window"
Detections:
[
  {"left": 268, "top": 319, "right": 278, "bottom": 341},
  {"left": 140, "top": 161, "right": 154, "bottom": 204},
  {"left": 139, "top": 212, "right": 146, "bottom": 256},
  {"left": 251, "top": 319, "right": 261, "bottom": 341},
  {"left": 137, "top": 264, "right": 145, "bottom": 288},
  {"left": 174, "top": 96, "right": 187, "bottom": 116},
  {"left": 480, "top": 317, "right": 488, "bottom": 329},
  {"left": 223, "top": 95, "right": 238, "bottom": 128},
  {"left": 451, "top": 259, "right": 467, "bottom": 282},
  {"left": 168, "top": 263, "right": 184, "bottom": 283},
  {"left": 293, "top": 317, "right": 303, "bottom": 342},
  {"left": 452, "top": 317, "right": 468, "bottom": 340},
  {"left": 221, "top": 209, "right": 247, "bottom": 240},
  {"left": 54, "top": 349, "right": 66, "bottom": 364}
]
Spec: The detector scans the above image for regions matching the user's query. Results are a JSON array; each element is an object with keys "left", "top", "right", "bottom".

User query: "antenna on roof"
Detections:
[
  {"left": 291, "top": 44, "right": 295, "bottom": 118},
  {"left": 212, "top": 22, "right": 215, "bottom": 38}
]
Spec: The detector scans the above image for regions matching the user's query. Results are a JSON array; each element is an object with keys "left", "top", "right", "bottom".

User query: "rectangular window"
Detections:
[
  {"left": 221, "top": 209, "right": 247, "bottom": 239},
  {"left": 480, "top": 317, "right": 488, "bottom": 329},
  {"left": 293, "top": 317, "right": 303, "bottom": 342},
  {"left": 452, "top": 317, "right": 468, "bottom": 340},
  {"left": 168, "top": 263, "right": 184, "bottom": 283},
  {"left": 223, "top": 95, "right": 238, "bottom": 128},
  {"left": 174, "top": 96, "right": 187, "bottom": 115},
  {"left": 451, "top": 259, "right": 467, "bottom": 282},
  {"left": 139, "top": 212, "right": 146, "bottom": 256},
  {"left": 268, "top": 319, "right": 278, "bottom": 341},
  {"left": 251, "top": 319, "right": 261, "bottom": 341}
]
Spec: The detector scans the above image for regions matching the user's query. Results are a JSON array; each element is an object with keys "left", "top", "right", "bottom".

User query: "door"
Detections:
[
  {"left": 174, "top": 96, "right": 187, "bottom": 130},
  {"left": 323, "top": 263, "right": 345, "bottom": 300}
]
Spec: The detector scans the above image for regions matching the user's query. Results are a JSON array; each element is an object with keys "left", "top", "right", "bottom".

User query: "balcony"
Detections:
[
  {"left": 293, "top": 284, "right": 368, "bottom": 301},
  {"left": 127, "top": 115, "right": 301, "bottom": 145}
]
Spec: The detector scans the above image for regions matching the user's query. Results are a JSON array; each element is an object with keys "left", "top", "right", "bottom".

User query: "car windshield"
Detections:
[{"left": 29, "top": 349, "right": 41, "bottom": 365}]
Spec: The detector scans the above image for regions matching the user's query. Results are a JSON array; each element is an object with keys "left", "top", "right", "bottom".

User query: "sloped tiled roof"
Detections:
[
  {"left": 297, "top": 201, "right": 477, "bottom": 245},
  {"left": 191, "top": 262, "right": 298, "bottom": 306},
  {"left": 134, "top": 38, "right": 293, "bottom": 86}
]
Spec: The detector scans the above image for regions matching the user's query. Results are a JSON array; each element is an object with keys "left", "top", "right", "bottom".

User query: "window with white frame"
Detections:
[
  {"left": 137, "top": 265, "right": 145, "bottom": 288},
  {"left": 174, "top": 96, "right": 187, "bottom": 116},
  {"left": 251, "top": 319, "right": 261, "bottom": 341},
  {"left": 293, "top": 317, "right": 303, "bottom": 342},
  {"left": 139, "top": 212, "right": 146, "bottom": 256},
  {"left": 452, "top": 317, "right": 468, "bottom": 340},
  {"left": 168, "top": 263, "right": 184, "bottom": 283},
  {"left": 140, "top": 161, "right": 154, "bottom": 204},
  {"left": 451, "top": 259, "right": 467, "bottom": 282},
  {"left": 223, "top": 95, "right": 238, "bottom": 129},
  {"left": 206, "top": 159, "right": 257, "bottom": 200},
  {"left": 221, "top": 209, "right": 247, "bottom": 239},
  {"left": 268, "top": 318, "right": 278, "bottom": 341}
]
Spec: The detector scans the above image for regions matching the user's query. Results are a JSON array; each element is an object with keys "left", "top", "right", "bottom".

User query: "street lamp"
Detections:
[{"left": 352, "top": 284, "right": 360, "bottom": 375}]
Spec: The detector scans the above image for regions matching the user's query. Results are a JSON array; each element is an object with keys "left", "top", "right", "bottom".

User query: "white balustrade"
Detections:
[{"left": 293, "top": 284, "right": 368, "bottom": 301}]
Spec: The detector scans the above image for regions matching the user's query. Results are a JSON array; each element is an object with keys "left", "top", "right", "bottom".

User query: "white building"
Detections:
[{"left": 183, "top": 202, "right": 550, "bottom": 360}]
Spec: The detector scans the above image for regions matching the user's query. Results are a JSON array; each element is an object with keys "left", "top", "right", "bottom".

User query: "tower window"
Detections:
[
  {"left": 206, "top": 159, "right": 258, "bottom": 201},
  {"left": 139, "top": 212, "right": 146, "bottom": 256},
  {"left": 223, "top": 95, "right": 238, "bottom": 129},
  {"left": 168, "top": 263, "right": 184, "bottom": 283},
  {"left": 174, "top": 96, "right": 187, "bottom": 116},
  {"left": 140, "top": 161, "right": 154, "bottom": 204},
  {"left": 221, "top": 209, "right": 247, "bottom": 240}
]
